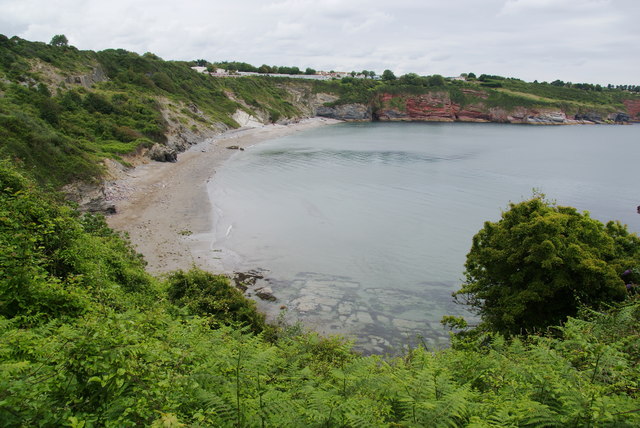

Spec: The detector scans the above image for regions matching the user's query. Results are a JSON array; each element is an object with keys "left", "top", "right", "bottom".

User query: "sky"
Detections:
[{"left": 1, "top": 0, "right": 638, "bottom": 85}]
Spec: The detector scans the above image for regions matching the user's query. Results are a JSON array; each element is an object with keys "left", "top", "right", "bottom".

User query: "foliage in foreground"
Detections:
[
  {"left": 455, "top": 194, "right": 640, "bottom": 336},
  {"left": 166, "top": 268, "right": 269, "bottom": 335},
  {"left": 1, "top": 162, "right": 639, "bottom": 426},
  {"left": 2, "top": 301, "right": 639, "bottom": 426}
]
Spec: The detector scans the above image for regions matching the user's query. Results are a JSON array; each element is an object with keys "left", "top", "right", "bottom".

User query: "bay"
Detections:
[{"left": 209, "top": 122, "right": 640, "bottom": 353}]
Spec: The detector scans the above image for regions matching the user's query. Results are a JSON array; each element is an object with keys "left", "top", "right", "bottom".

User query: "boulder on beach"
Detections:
[{"left": 148, "top": 144, "right": 178, "bottom": 162}]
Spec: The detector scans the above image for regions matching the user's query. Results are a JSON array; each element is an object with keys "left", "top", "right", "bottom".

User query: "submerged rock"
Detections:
[
  {"left": 255, "top": 286, "right": 276, "bottom": 301},
  {"left": 233, "top": 270, "right": 265, "bottom": 291}
]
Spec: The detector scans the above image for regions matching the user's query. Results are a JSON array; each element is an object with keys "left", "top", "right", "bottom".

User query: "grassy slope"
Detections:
[{"left": 0, "top": 36, "right": 305, "bottom": 187}]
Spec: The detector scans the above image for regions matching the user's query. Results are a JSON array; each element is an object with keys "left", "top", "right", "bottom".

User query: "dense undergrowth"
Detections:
[{"left": 1, "top": 156, "right": 639, "bottom": 426}]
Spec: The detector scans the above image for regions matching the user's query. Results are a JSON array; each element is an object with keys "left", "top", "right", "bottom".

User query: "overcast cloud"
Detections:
[{"left": 1, "top": 0, "right": 638, "bottom": 85}]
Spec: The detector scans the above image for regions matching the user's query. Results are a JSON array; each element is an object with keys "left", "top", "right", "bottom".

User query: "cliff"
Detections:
[
  {"left": 317, "top": 89, "right": 636, "bottom": 125},
  {"left": 623, "top": 99, "right": 640, "bottom": 121}
]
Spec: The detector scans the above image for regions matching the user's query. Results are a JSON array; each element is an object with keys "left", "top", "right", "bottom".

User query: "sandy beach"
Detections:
[{"left": 106, "top": 117, "right": 341, "bottom": 275}]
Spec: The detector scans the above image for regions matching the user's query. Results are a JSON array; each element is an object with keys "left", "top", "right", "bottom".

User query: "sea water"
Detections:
[{"left": 209, "top": 122, "right": 640, "bottom": 353}]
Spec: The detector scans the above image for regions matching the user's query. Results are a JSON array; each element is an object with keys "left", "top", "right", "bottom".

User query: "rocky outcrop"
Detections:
[
  {"left": 575, "top": 112, "right": 603, "bottom": 123},
  {"left": 232, "top": 109, "right": 265, "bottom": 128},
  {"left": 64, "top": 66, "right": 108, "bottom": 88},
  {"left": 148, "top": 143, "right": 177, "bottom": 162},
  {"left": 611, "top": 112, "right": 630, "bottom": 123},
  {"left": 373, "top": 92, "right": 628, "bottom": 125},
  {"left": 273, "top": 82, "right": 341, "bottom": 118},
  {"left": 622, "top": 99, "right": 640, "bottom": 121},
  {"left": 316, "top": 103, "right": 372, "bottom": 121},
  {"left": 158, "top": 98, "right": 229, "bottom": 154},
  {"left": 255, "top": 286, "right": 277, "bottom": 301},
  {"left": 63, "top": 180, "right": 116, "bottom": 214},
  {"left": 233, "top": 270, "right": 265, "bottom": 291}
]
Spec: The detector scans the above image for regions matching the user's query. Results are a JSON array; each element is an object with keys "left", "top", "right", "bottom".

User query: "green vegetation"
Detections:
[
  {"left": 210, "top": 61, "right": 304, "bottom": 75},
  {"left": 0, "top": 36, "right": 303, "bottom": 187},
  {"left": 455, "top": 194, "right": 639, "bottom": 335},
  {"left": 1, "top": 161, "right": 639, "bottom": 426},
  {"left": 309, "top": 68, "right": 638, "bottom": 117},
  {"left": 166, "top": 269, "right": 269, "bottom": 335},
  {"left": 313, "top": 78, "right": 379, "bottom": 105},
  {"left": 1, "top": 36, "right": 640, "bottom": 426},
  {"left": 382, "top": 69, "right": 396, "bottom": 81}
]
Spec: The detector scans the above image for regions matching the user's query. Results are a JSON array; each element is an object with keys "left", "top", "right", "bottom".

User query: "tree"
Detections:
[
  {"left": 427, "top": 74, "right": 445, "bottom": 86},
  {"left": 49, "top": 34, "right": 68, "bottom": 47},
  {"left": 454, "top": 194, "right": 636, "bottom": 335},
  {"left": 399, "top": 73, "right": 422, "bottom": 86},
  {"left": 382, "top": 69, "right": 396, "bottom": 81},
  {"left": 304, "top": 67, "right": 316, "bottom": 75}
]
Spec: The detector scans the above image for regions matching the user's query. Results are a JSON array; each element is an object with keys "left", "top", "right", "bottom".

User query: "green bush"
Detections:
[
  {"left": 166, "top": 268, "right": 267, "bottom": 334},
  {"left": 455, "top": 194, "right": 637, "bottom": 335},
  {"left": 0, "top": 162, "right": 155, "bottom": 324}
]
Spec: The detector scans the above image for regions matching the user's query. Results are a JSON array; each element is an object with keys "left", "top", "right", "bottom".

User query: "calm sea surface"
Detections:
[{"left": 208, "top": 122, "right": 640, "bottom": 353}]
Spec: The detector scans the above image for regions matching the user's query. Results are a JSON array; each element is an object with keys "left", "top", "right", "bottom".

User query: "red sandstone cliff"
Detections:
[
  {"left": 315, "top": 90, "right": 639, "bottom": 124},
  {"left": 374, "top": 92, "right": 575, "bottom": 124},
  {"left": 622, "top": 99, "right": 640, "bottom": 120}
]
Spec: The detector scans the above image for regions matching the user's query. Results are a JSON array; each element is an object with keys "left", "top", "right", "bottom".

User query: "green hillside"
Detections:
[{"left": 0, "top": 36, "right": 304, "bottom": 187}]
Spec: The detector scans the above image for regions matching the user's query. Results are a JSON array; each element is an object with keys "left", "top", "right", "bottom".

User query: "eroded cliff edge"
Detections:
[{"left": 315, "top": 89, "right": 637, "bottom": 125}]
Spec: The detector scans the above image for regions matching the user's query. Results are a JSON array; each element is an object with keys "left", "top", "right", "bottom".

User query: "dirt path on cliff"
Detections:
[{"left": 106, "top": 117, "right": 341, "bottom": 275}]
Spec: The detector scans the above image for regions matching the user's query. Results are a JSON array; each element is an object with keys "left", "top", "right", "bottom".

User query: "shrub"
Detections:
[
  {"left": 166, "top": 268, "right": 267, "bottom": 334},
  {"left": 454, "top": 194, "right": 638, "bottom": 335}
]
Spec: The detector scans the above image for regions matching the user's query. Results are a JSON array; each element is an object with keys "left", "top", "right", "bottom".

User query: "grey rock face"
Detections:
[
  {"left": 575, "top": 112, "right": 603, "bottom": 123},
  {"left": 62, "top": 181, "right": 116, "bottom": 214},
  {"left": 316, "top": 103, "right": 372, "bottom": 121},
  {"left": 148, "top": 144, "right": 177, "bottom": 162},
  {"left": 527, "top": 112, "right": 567, "bottom": 124},
  {"left": 612, "top": 112, "right": 630, "bottom": 123},
  {"left": 65, "top": 66, "right": 108, "bottom": 88}
]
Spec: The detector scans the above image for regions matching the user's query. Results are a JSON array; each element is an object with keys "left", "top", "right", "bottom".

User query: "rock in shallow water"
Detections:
[{"left": 255, "top": 286, "right": 276, "bottom": 302}]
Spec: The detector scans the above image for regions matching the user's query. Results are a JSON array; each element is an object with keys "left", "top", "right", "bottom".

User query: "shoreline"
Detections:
[{"left": 106, "top": 117, "right": 342, "bottom": 275}]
